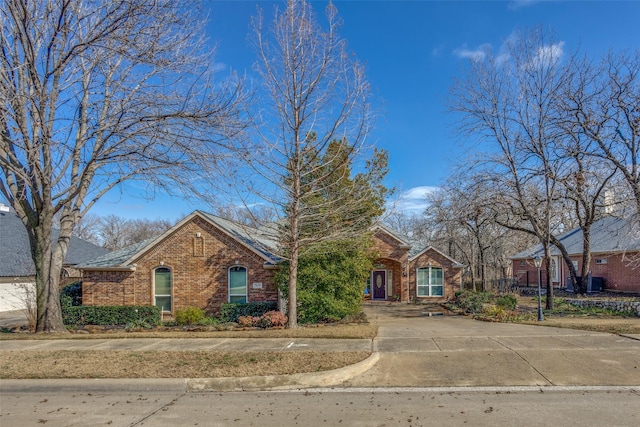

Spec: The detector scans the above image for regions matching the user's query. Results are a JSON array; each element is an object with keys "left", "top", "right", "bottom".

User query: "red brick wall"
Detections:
[
  {"left": 82, "top": 216, "right": 278, "bottom": 314},
  {"left": 372, "top": 230, "right": 409, "bottom": 262},
  {"left": 371, "top": 230, "right": 409, "bottom": 301},
  {"left": 513, "top": 252, "right": 640, "bottom": 293},
  {"left": 409, "top": 250, "right": 461, "bottom": 301}
]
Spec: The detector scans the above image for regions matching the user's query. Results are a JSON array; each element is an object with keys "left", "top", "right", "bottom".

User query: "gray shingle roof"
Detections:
[
  {"left": 79, "top": 238, "right": 156, "bottom": 269},
  {"left": 79, "top": 211, "right": 281, "bottom": 269},
  {"left": 0, "top": 208, "right": 109, "bottom": 277},
  {"left": 198, "top": 211, "right": 280, "bottom": 263},
  {"left": 511, "top": 214, "right": 640, "bottom": 259}
]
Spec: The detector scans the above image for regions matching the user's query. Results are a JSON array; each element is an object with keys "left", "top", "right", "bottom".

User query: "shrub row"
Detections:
[
  {"left": 237, "top": 311, "right": 288, "bottom": 328},
  {"left": 220, "top": 301, "right": 278, "bottom": 322},
  {"left": 174, "top": 307, "right": 206, "bottom": 326},
  {"left": 62, "top": 305, "right": 161, "bottom": 327}
]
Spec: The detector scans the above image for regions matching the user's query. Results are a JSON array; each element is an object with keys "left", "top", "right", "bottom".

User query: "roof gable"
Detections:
[
  {"left": 409, "top": 245, "right": 464, "bottom": 266},
  {"left": 80, "top": 211, "right": 280, "bottom": 269},
  {"left": 372, "top": 224, "right": 412, "bottom": 248}
]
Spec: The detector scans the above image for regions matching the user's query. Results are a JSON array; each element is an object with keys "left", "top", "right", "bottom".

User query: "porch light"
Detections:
[{"left": 533, "top": 255, "right": 542, "bottom": 268}]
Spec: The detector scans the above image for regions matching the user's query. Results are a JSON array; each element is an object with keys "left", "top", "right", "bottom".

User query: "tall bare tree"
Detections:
[
  {"left": 0, "top": 0, "right": 245, "bottom": 332},
  {"left": 449, "top": 28, "right": 578, "bottom": 304},
  {"left": 93, "top": 214, "right": 172, "bottom": 250},
  {"left": 245, "top": 0, "right": 377, "bottom": 327}
]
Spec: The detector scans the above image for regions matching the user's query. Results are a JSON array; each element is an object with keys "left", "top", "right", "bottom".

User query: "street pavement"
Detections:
[{"left": 1, "top": 303, "right": 639, "bottom": 391}]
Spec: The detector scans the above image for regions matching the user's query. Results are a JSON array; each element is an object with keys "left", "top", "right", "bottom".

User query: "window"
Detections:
[
  {"left": 417, "top": 266, "right": 444, "bottom": 297},
  {"left": 154, "top": 267, "right": 172, "bottom": 313},
  {"left": 229, "top": 266, "right": 248, "bottom": 303}
]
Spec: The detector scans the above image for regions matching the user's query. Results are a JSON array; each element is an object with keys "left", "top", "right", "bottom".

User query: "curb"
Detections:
[
  {"left": 0, "top": 352, "right": 380, "bottom": 393},
  {"left": 187, "top": 352, "right": 380, "bottom": 392},
  {"left": 0, "top": 378, "right": 189, "bottom": 393}
]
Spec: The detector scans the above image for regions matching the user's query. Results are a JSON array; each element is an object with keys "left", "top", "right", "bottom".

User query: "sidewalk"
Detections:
[{"left": 2, "top": 304, "right": 640, "bottom": 391}]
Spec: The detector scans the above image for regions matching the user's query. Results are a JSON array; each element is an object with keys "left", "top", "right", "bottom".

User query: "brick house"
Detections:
[
  {"left": 80, "top": 211, "right": 280, "bottom": 315},
  {"left": 369, "top": 225, "right": 463, "bottom": 302},
  {"left": 79, "top": 212, "right": 464, "bottom": 314},
  {"left": 511, "top": 215, "right": 640, "bottom": 293}
]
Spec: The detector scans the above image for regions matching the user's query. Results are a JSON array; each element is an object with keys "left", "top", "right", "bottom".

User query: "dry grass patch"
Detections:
[
  {"left": 520, "top": 317, "right": 640, "bottom": 335},
  {"left": 0, "top": 350, "right": 371, "bottom": 379},
  {"left": 0, "top": 323, "right": 377, "bottom": 340}
]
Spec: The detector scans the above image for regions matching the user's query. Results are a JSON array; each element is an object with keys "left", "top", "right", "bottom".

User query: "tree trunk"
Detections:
[
  {"left": 549, "top": 234, "right": 580, "bottom": 294},
  {"left": 32, "top": 217, "right": 68, "bottom": 333},
  {"left": 287, "top": 248, "right": 299, "bottom": 329},
  {"left": 579, "top": 228, "right": 592, "bottom": 294}
]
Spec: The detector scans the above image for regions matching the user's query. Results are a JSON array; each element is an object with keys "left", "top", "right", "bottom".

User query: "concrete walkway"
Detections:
[
  {"left": 339, "top": 303, "right": 640, "bottom": 388},
  {"left": 1, "top": 303, "right": 640, "bottom": 391}
]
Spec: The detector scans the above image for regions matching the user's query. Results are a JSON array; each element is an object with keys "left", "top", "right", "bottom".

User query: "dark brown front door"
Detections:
[{"left": 372, "top": 270, "right": 386, "bottom": 299}]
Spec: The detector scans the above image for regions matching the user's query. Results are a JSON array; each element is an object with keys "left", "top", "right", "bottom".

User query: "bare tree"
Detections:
[
  {"left": 0, "top": 0, "right": 245, "bottom": 332},
  {"left": 561, "top": 51, "right": 640, "bottom": 220},
  {"left": 67, "top": 213, "right": 101, "bottom": 246},
  {"left": 213, "top": 204, "right": 278, "bottom": 228},
  {"left": 244, "top": 0, "right": 378, "bottom": 328},
  {"left": 449, "top": 28, "right": 580, "bottom": 304},
  {"left": 425, "top": 177, "right": 533, "bottom": 292}
]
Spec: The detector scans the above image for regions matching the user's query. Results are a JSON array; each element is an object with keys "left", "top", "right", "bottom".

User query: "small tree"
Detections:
[{"left": 244, "top": 0, "right": 380, "bottom": 327}]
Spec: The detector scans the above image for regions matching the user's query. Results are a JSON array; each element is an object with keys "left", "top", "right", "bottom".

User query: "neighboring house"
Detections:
[
  {"left": 511, "top": 215, "right": 640, "bottom": 293},
  {"left": 0, "top": 205, "right": 109, "bottom": 312},
  {"left": 79, "top": 211, "right": 281, "bottom": 315},
  {"left": 79, "top": 211, "right": 464, "bottom": 315}
]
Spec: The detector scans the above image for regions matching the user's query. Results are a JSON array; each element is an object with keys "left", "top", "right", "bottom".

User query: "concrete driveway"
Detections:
[{"left": 338, "top": 303, "right": 640, "bottom": 387}]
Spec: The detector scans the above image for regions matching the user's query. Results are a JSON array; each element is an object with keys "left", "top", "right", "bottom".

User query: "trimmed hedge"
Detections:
[
  {"left": 220, "top": 301, "right": 278, "bottom": 323},
  {"left": 62, "top": 305, "right": 161, "bottom": 327}
]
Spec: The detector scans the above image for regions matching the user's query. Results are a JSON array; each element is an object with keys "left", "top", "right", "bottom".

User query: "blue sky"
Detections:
[{"left": 90, "top": 0, "right": 639, "bottom": 220}]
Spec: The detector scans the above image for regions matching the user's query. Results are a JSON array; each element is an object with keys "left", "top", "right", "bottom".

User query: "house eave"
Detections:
[{"left": 80, "top": 266, "right": 136, "bottom": 272}]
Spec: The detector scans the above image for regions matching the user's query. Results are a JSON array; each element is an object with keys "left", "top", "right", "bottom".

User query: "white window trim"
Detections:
[
  {"left": 153, "top": 266, "right": 172, "bottom": 313},
  {"left": 228, "top": 265, "right": 248, "bottom": 303},
  {"left": 416, "top": 266, "right": 444, "bottom": 297}
]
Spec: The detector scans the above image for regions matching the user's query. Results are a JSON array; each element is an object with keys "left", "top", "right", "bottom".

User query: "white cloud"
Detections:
[
  {"left": 432, "top": 44, "right": 444, "bottom": 57},
  {"left": 212, "top": 62, "right": 227, "bottom": 73},
  {"left": 388, "top": 186, "right": 439, "bottom": 215},
  {"left": 453, "top": 44, "right": 491, "bottom": 62},
  {"left": 533, "top": 41, "right": 564, "bottom": 65}
]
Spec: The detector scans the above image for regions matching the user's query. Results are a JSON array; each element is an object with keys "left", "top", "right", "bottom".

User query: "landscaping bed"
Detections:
[{"left": 445, "top": 290, "right": 640, "bottom": 335}]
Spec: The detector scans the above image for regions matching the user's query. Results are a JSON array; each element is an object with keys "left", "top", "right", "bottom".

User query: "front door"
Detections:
[{"left": 372, "top": 270, "right": 386, "bottom": 299}]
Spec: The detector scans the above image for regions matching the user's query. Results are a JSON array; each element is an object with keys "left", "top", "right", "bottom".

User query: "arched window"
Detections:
[
  {"left": 154, "top": 267, "right": 172, "bottom": 312},
  {"left": 229, "top": 266, "right": 247, "bottom": 304},
  {"left": 416, "top": 266, "right": 444, "bottom": 297}
]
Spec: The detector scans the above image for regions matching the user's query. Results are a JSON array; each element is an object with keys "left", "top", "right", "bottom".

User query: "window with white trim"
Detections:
[
  {"left": 417, "top": 266, "right": 444, "bottom": 297},
  {"left": 154, "top": 267, "right": 172, "bottom": 313},
  {"left": 229, "top": 266, "right": 248, "bottom": 303}
]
